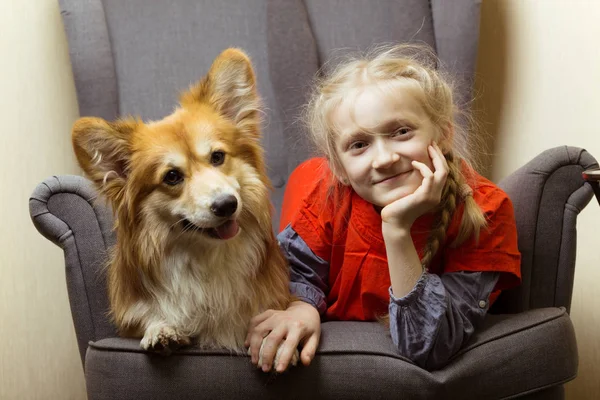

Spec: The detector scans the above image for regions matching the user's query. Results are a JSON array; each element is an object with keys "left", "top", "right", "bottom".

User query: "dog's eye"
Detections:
[
  {"left": 163, "top": 169, "right": 184, "bottom": 186},
  {"left": 210, "top": 151, "right": 226, "bottom": 166}
]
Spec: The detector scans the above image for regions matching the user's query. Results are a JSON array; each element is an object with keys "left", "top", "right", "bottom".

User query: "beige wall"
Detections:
[
  {"left": 0, "top": 0, "right": 86, "bottom": 399},
  {"left": 477, "top": 1, "right": 600, "bottom": 399},
  {"left": 2, "top": 0, "right": 599, "bottom": 399}
]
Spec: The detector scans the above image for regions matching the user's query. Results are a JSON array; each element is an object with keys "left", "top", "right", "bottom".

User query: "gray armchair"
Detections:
[{"left": 30, "top": 1, "right": 598, "bottom": 399}]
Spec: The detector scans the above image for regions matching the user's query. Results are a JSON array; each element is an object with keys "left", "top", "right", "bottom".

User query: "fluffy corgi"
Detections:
[{"left": 71, "top": 49, "right": 293, "bottom": 359}]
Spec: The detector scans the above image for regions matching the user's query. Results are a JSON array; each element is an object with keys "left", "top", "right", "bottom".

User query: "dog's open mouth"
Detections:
[{"left": 181, "top": 219, "right": 240, "bottom": 240}]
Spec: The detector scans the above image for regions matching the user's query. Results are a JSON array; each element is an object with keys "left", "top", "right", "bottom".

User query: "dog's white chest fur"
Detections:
[{"left": 142, "top": 233, "right": 264, "bottom": 350}]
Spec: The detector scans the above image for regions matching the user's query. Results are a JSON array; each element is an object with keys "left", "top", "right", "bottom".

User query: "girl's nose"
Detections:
[{"left": 371, "top": 139, "right": 400, "bottom": 169}]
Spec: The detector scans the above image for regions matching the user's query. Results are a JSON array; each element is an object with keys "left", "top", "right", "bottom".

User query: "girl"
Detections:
[{"left": 245, "top": 44, "right": 521, "bottom": 372}]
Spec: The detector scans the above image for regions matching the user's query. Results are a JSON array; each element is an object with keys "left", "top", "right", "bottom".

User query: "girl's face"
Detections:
[{"left": 332, "top": 83, "right": 443, "bottom": 208}]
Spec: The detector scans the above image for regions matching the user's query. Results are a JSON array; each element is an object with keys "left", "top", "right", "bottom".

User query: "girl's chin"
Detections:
[{"left": 378, "top": 187, "right": 416, "bottom": 207}]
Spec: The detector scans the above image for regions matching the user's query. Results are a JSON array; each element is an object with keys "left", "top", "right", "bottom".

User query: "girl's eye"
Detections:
[
  {"left": 163, "top": 169, "right": 184, "bottom": 186},
  {"left": 349, "top": 141, "right": 368, "bottom": 150},
  {"left": 393, "top": 127, "right": 412, "bottom": 137},
  {"left": 210, "top": 151, "right": 226, "bottom": 166}
]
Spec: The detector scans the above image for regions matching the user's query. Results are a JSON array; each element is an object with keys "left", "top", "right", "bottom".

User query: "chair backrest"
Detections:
[
  {"left": 47, "top": 0, "right": 483, "bottom": 362},
  {"left": 59, "top": 0, "right": 482, "bottom": 230}
]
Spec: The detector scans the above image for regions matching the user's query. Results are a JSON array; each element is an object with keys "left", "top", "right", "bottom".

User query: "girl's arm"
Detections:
[
  {"left": 245, "top": 225, "right": 329, "bottom": 373},
  {"left": 381, "top": 143, "right": 450, "bottom": 297},
  {"left": 381, "top": 143, "right": 507, "bottom": 369},
  {"left": 382, "top": 227, "right": 425, "bottom": 298},
  {"left": 384, "top": 187, "right": 520, "bottom": 370},
  {"left": 387, "top": 270, "right": 499, "bottom": 370},
  {"left": 279, "top": 225, "right": 329, "bottom": 315},
  {"left": 382, "top": 224, "right": 502, "bottom": 370}
]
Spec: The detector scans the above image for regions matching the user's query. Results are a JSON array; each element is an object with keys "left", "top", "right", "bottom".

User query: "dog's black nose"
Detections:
[{"left": 210, "top": 195, "right": 238, "bottom": 217}]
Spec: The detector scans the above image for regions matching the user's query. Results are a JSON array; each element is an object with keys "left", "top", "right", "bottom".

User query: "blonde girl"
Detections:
[{"left": 246, "top": 44, "right": 521, "bottom": 372}]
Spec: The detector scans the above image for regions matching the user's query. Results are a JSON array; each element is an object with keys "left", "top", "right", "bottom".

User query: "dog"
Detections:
[{"left": 71, "top": 48, "right": 295, "bottom": 364}]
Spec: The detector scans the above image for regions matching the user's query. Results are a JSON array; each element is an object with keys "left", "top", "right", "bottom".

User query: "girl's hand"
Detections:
[
  {"left": 245, "top": 301, "right": 321, "bottom": 373},
  {"left": 381, "top": 142, "right": 449, "bottom": 232}
]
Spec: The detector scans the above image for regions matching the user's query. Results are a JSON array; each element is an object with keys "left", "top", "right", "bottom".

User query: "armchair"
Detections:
[{"left": 30, "top": 1, "right": 598, "bottom": 398}]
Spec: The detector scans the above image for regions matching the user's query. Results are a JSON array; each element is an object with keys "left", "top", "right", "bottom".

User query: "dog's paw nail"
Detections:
[{"left": 141, "top": 326, "right": 190, "bottom": 355}]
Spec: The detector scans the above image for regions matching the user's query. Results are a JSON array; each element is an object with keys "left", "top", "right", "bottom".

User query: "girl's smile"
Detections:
[{"left": 373, "top": 169, "right": 414, "bottom": 185}]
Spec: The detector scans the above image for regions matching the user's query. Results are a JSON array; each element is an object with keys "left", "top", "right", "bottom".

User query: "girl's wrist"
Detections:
[
  {"left": 289, "top": 300, "right": 312, "bottom": 309},
  {"left": 381, "top": 222, "right": 412, "bottom": 241}
]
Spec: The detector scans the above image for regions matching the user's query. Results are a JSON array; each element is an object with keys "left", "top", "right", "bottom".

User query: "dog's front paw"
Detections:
[
  {"left": 256, "top": 338, "right": 299, "bottom": 373},
  {"left": 140, "top": 325, "right": 190, "bottom": 355}
]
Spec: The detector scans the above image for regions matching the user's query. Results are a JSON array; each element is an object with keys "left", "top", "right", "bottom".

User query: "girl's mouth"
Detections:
[{"left": 374, "top": 169, "right": 412, "bottom": 185}]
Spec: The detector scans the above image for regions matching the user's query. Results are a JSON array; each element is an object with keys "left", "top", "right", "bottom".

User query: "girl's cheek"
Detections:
[{"left": 409, "top": 146, "right": 429, "bottom": 163}]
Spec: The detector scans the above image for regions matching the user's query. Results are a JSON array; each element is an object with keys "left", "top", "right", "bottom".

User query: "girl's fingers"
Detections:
[
  {"left": 248, "top": 316, "right": 277, "bottom": 364},
  {"left": 249, "top": 328, "right": 268, "bottom": 365},
  {"left": 429, "top": 144, "right": 447, "bottom": 171},
  {"left": 259, "top": 325, "right": 287, "bottom": 372},
  {"left": 300, "top": 333, "right": 320, "bottom": 366},
  {"left": 427, "top": 145, "right": 449, "bottom": 194},
  {"left": 274, "top": 330, "right": 302, "bottom": 372},
  {"left": 245, "top": 309, "right": 274, "bottom": 347},
  {"left": 429, "top": 145, "right": 449, "bottom": 180},
  {"left": 247, "top": 310, "right": 274, "bottom": 332},
  {"left": 432, "top": 142, "right": 448, "bottom": 164},
  {"left": 412, "top": 160, "right": 434, "bottom": 195},
  {"left": 411, "top": 160, "right": 433, "bottom": 178}
]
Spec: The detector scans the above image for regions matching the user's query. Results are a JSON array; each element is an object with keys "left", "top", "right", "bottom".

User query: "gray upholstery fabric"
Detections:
[
  {"left": 430, "top": 0, "right": 482, "bottom": 107},
  {"left": 496, "top": 147, "right": 598, "bottom": 314},
  {"left": 303, "top": 0, "right": 436, "bottom": 62},
  {"left": 83, "top": 308, "right": 576, "bottom": 399},
  {"left": 30, "top": 176, "right": 117, "bottom": 363},
  {"left": 304, "top": 0, "right": 481, "bottom": 109},
  {"left": 58, "top": 0, "right": 118, "bottom": 121},
  {"left": 29, "top": 0, "right": 597, "bottom": 398}
]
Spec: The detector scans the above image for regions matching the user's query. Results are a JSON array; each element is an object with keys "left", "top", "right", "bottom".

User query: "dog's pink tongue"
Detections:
[{"left": 215, "top": 220, "right": 239, "bottom": 240}]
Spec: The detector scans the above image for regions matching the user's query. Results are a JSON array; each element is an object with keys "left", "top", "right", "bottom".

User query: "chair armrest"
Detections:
[
  {"left": 29, "top": 175, "right": 117, "bottom": 365},
  {"left": 496, "top": 146, "right": 598, "bottom": 313},
  {"left": 29, "top": 175, "right": 113, "bottom": 247}
]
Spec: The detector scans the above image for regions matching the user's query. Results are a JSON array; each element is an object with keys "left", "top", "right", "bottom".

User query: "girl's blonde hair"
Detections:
[{"left": 304, "top": 44, "right": 487, "bottom": 269}]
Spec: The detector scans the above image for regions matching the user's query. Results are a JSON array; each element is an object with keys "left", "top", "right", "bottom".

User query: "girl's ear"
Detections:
[{"left": 338, "top": 175, "right": 350, "bottom": 186}]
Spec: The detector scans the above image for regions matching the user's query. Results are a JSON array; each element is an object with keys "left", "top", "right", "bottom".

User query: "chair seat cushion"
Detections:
[{"left": 85, "top": 307, "right": 576, "bottom": 400}]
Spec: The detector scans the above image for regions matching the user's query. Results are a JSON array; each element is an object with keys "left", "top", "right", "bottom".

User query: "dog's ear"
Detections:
[
  {"left": 72, "top": 117, "right": 138, "bottom": 200},
  {"left": 182, "top": 48, "right": 261, "bottom": 135}
]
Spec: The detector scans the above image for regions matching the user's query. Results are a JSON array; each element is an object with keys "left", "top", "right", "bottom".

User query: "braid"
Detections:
[
  {"left": 420, "top": 151, "right": 460, "bottom": 269},
  {"left": 420, "top": 151, "right": 488, "bottom": 269}
]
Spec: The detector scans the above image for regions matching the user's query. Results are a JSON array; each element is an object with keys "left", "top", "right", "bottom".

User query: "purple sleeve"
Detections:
[
  {"left": 277, "top": 225, "right": 329, "bottom": 315},
  {"left": 388, "top": 271, "right": 500, "bottom": 370}
]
